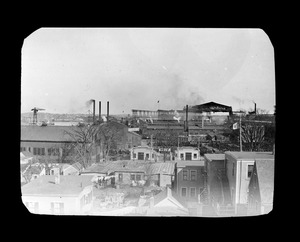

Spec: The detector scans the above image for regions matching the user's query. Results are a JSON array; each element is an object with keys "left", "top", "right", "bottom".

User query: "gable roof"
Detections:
[
  {"left": 21, "top": 175, "right": 94, "bottom": 197},
  {"left": 255, "top": 159, "right": 274, "bottom": 204},
  {"left": 21, "top": 125, "right": 78, "bottom": 142}
]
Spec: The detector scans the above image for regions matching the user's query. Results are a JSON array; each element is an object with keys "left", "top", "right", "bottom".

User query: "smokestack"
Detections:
[
  {"left": 107, "top": 101, "right": 109, "bottom": 121},
  {"left": 92, "top": 100, "right": 95, "bottom": 123},
  {"left": 254, "top": 102, "right": 257, "bottom": 115},
  {"left": 99, "top": 101, "right": 101, "bottom": 121},
  {"left": 185, "top": 105, "right": 189, "bottom": 133}
]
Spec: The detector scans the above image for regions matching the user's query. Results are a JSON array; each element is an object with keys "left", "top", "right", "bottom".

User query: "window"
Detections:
[
  {"left": 28, "top": 147, "right": 31, "bottom": 152},
  {"left": 33, "top": 147, "right": 45, "bottom": 156},
  {"left": 145, "top": 153, "right": 149, "bottom": 160},
  {"left": 118, "top": 173, "right": 123, "bottom": 182},
  {"left": 136, "top": 174, "right": 141, "bottom": 181},
  {"left": 190, "top": 187, "right": 196, "bottom": 198},
  {"left": 133, "top": 153, "right": 136, "bottom": 159},
  {"left": 51, "top": 170, "right": 54, "bottom": 175},
  {"left": 190, "top": 170, "right": 197, "bottom": 181},
  {"left": 138, "top": 152, "right": 144, "bottom": 160},
  {"left": 152, "top": 153, "right": 154, "bottom": 158},
  {"left": 183, "top": 170, "right": 188, "bottom": 180},
  {"left": 232, "top": 165, "right": 235, "bottom": 176},
  {"left": 51, "top": 202, "right": 64, "bottom": 214},
  {"left": 186, "top": 152, "right": 192, "bottom": 160},
  {"left": 180, "top": 153, "right": 184, "bottom": 160},
  {"left": 48, "top": 148, "right": 60, "bottom": 156},
  {"left": 181, "top": 187, "right": 187, "bottom": 197},
  {"left": 193, "top": 153, "right": 197, "bottom": 159},
  {"left": 130, "top": 174, "right": 135, "bottom": 180},
  {"left": 26, "top": 202, "right": 39, "bottom": 213},
  {"left": 247, "top": 164, "right": 254, "bottom": 179}
]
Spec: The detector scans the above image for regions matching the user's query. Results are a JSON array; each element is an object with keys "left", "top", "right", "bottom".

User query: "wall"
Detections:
[
  {"left": 115, "top": 172, "right": 145, "bottom": 185},
  {"left": 22, "top": 185, "right": 93, "bottom": 215},
  {"left": 20, "top": 141, "right": 74, "bottom": 162},
  {"left": 159, "top": 174, "right": 172, "bottom": 187},
  {"left": 225, "top": 154, "right": 255, "bottom": 206},
  {"left": 175, "top": 165, "right": 204, "bottom": 200}
]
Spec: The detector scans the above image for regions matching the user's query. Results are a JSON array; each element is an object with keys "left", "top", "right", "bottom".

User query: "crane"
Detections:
[{"left": 31, "top": 107, "right": 45, "bottom": 124}]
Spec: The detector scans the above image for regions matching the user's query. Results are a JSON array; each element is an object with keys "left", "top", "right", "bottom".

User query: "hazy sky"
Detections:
[{"left": 21, "top": 28, "right": 275, "bottom": 114}]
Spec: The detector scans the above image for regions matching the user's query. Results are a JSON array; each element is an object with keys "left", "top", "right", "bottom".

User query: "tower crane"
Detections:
[{"left": 31, "top": 107, "right": 45, "bottom": 124}]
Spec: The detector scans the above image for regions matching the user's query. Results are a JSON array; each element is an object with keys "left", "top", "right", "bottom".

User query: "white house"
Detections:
[
  {"left": 130, "top": 146, "right": 159, "bottom": 161},
  {"left": 21, "top": 175, "right": 94, "bottom": 215},
  {"left": 175, "top": 147, "right": 201, "bottom": 161}
]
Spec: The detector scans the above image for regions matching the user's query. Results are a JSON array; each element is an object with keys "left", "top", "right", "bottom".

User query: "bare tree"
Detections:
[
  {"left": 95, "top": 122, "right": 123, "bottom": 162},
  {"left": 241, "top": 123, "right": 266, "bottom": 151},
  {"left": 64, "top": 124, "right": 98, "bottom": 168}
]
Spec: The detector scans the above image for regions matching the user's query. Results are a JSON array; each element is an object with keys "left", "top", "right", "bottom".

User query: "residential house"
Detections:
[
  {"left": 247, "top": 159, "right": 274, "bottom": 215},
  {"left": 130, "top": 146, "right": 159, "bottom": 161},
  {"left": 173, "top": 160, "right": 206, "bottom": 203},
  {"left": 175, "top": 147, "right": 201, "bottom": 161},
  {"left": 146, "top": 187, "right": 189, "bottom": 216},
  {"left": 21, "top": 175, "right": 94, "bottom": 215},
  {"left": 225, "top": 151, "right": 274, "bottom": 215}
]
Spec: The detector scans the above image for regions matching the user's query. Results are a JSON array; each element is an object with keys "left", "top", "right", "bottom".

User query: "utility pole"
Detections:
[{"left": 239, "top": 114, "right": 242, "bottom": 152}]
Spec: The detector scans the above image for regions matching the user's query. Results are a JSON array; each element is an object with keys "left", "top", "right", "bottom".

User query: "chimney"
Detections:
[
  {"left": 99, "top": 101, "right": 101, "bottom": 122},
  {"left": 92, "top": 99, "right": 95, "bottom": 123},
  {"left": 254, "top": 102, "right": 257, "bottom": 115},
  {"left": 107, "top": 101, "right": 109, "bottom": 121},
  {"left": 55, "top": 173, "right": 60, "bottom": 184},
  {"left": 166, "top": 186, "right": 171, "bottom": 197},
  {"left": 149, "top": 196, "right": 154, "bottom": 208}
]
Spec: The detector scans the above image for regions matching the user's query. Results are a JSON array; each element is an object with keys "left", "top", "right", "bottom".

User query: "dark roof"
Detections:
[
  {"left": 21, "top": 175, "right": 94, "bottom": 196},
  {"left": 176, "top": 160, "right": 205, "bottom": 167},
  {"left": 21, "top": 125, "right": 78, "bottom": 142},
  {"left": 204, "top": 153, "right": 225, "bottom": 161},
  {"left": 190, "top": 102, "right": 232, "bottom": 113},
  {"left": 255, "top": 159, "right": 274, "bottom": 204},
  {"left": 225, "top": 152, "right": 274, "bottom": 161}
]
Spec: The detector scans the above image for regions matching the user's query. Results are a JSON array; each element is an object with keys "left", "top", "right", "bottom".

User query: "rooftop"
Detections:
[
  {"left": 176, "top": 160, "right": 205, "bottom": 167},
  {"left": 204, "top": 153, "right": 225, "bottom": 161},
  {"left": 225, "top": 151, "right": 274, "bottom": 161},
  {"left": 21, "top": 175, "right": 94, "bottom": 197},
  {"left": 21, "top": 125, "right": 78, "bottom": 142},
  {"left": 81, "top": 160, "right": 176, "bottom": 175}
]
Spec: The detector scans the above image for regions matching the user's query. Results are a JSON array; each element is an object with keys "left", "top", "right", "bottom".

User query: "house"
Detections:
[
  {"left": 20, "top": 151, "right": 34, "bottom": 164},
  {"left": 247, "top": 159, "right": 274, "bottom": 215},
  {"left": 144, "top": 162, "right": 175, "bottom": 187},
  {"left": 130, "top": 146, "right": 159, "bottom": 161},
  {"left": 146, "top": 187, "right": 189, "bottom": 216},
  {"left": 225, "top": 151, "right": 274, "bottom": 215},
  {"left": 175, "top": 147, "right": 201, "bottom": 161},
  {"left": 21, "top": 175, "right": 94, "bottom": 215},
  {"left": 173, "top": 160, "right": 206, "bottom": 202}
]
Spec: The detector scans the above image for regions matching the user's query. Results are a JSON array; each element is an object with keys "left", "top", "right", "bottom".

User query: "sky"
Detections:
[{"left": 21, "top": 28, "right": 275, "bottom": 115}]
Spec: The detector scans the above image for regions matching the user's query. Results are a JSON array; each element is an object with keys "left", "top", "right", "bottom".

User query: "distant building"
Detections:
[
  {"left": 225, "top": 151, "right": 274, "bottom": 215},
  {"left": 21, "top": 175, "right": 94, "bottom": 215},
  {"left": 247, "top": 159, "right": 274, "bottom": 215},
  {"left": 20, "top": 125, "right": 78, "bottom": 163}
]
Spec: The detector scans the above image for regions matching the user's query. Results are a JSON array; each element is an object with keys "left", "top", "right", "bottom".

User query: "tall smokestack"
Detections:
[
  {"left": 107, "top": 101, "right": 109, "bottom": 121},
  {"left": 99, "top": 101, "right": 101, "bottom": 121},
  {"left": 185, "top": 105, "right": 188, "bottom": 133},
  {"left": 92, "top": 99, "right": 95, "bottom": 123},
  {"left": 254, "top": 102, "right": 257, "bottom": 115}
]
